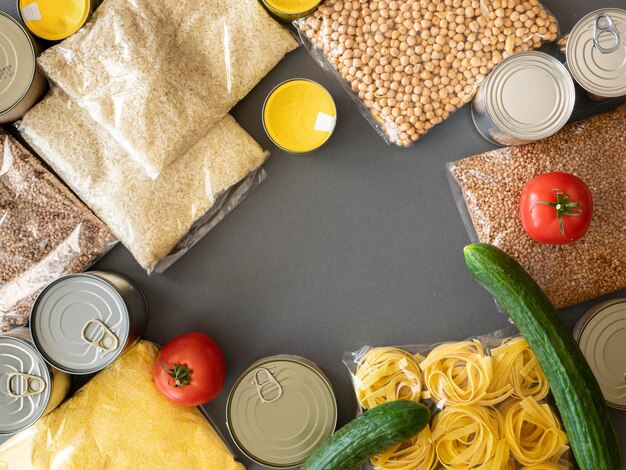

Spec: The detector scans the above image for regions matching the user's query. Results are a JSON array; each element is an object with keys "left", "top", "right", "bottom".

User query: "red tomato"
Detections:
[
  {"left": 153, "top": 332, "right": 226, "bottom": 406},
  {"left": 520, "top": 172, "right": 592, "bottom": 245}
]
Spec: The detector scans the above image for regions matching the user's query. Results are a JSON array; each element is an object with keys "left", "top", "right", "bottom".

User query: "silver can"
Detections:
[
  {"left": 30, "top": 271, "right": 148, "bottom": 375},
  {"left": 471, "top": 52, "right": 575, "bottom": 146},
  {"left": 0, "top": 328, "right": 71, "bottom": 435},
  {"left": 0, "top": 11, "right": 47, "bottom": 124},
  {"left": 562, "top": 9, "right": 626, "bottom": 100}
]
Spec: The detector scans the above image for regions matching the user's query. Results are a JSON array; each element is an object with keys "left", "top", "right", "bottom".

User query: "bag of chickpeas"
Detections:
[{"left": 296, "top": 0, "right": 559, "bottom": 147}]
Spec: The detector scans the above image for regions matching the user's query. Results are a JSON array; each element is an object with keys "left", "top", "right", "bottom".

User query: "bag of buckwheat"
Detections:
[
  {"left": 447, "top": 104, "right": 626, "bottom": 308},
  {"left": 0, "top": 127, "right": 114, "bottom": 332}
]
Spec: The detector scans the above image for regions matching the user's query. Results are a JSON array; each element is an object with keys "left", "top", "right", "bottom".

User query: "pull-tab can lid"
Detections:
[
  {"left": 566, "top": 8, "right": 626, "bottom": 98},
  {"left": 31, "top": 273, "right": 130, "bottom": 374},
  {"left": 574, "top": 298, "right": 626, "bottom": 409},
  {"left": 226, "top": 355, "right": 337, "bottom": 468},
  {"left": 0, "top": 335, "right": 51, "bottom": 434}
]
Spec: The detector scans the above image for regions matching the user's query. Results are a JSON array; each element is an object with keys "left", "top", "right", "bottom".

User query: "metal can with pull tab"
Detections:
[
  {"left": 226, "top": 355, "right": 337, "bottom": 468},
  {"left": 560, "top": 8, "right": 626, "bottom": 100},
  {"left": 0, "top": 328, "right": 71, "bottom": 435},
  {"left": 30, "top": 271, "right": 148, "bottom": 375}
]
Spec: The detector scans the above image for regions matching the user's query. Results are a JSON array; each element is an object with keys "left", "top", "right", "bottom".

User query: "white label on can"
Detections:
[
  {"left": 20, "top": 3, "right": 42, "bottom": 22},
  {"left": 314, "top": 112, "right": 336, "bottom": 132}
]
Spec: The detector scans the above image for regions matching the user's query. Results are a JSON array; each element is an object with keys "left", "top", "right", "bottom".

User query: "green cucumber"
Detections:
[
  {"left": 302, "top": 400, "right": 430, "bottom": 470},
  {"left": 464, "top": 243, "right": 622, "bottom": 470}
]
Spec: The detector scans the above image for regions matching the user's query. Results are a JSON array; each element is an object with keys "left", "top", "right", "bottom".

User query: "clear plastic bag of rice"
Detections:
[
  {"left": 0, "top": 127, "right": 115, "bottom": 332},
  {"left": 20, "top": 88, "right": 269, "bottom": 274},
  {"left": 296, "top": 0, "right": 559, "bottom": 147},
  {"left": 38, "top": 0, "right": 297, "bottom": 179}
]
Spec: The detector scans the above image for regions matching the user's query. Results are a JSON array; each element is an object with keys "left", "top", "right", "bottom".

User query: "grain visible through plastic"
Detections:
[
  {"left": 38, "top": 0, "right": 297, "bottom": 178},
  {"left": 0, "top": 341, "right": 245, "bottom": 469},
  {"left": 0, "top": 128, "right": 114, "bottom": 332},
  {"left": 20, "top": 88, "right": 268, "bottom": 273},
  {"left": 297, "top": 0, "right": 559, "bottom": 147},
  {"left": 449, "top": 105, "right": 626, "bottom": 308}
]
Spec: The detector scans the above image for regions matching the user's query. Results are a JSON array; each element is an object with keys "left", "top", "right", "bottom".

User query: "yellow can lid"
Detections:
[
  {"left": 263, "top": 79, "right": 336, "bottom": 154},
  {"left": 19, "top": 0, "right": 91, "bottom": 41},
  {"left": 264, "top": 0, "right": 320, "bottom": 15}
]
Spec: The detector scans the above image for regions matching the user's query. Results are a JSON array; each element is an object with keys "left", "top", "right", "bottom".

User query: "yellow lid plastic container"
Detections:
[
  {"left": 19, "top": 0, "right": 93, "bottom": 41},
  {"left": 260, "top": 0, "right": 321, "bottom": 22},
  {"left": 263, "top": 79, "right": 337, "bottom": 155}
]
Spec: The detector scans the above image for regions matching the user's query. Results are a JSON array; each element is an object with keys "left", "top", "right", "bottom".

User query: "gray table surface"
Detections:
[{"left": 2, "top": 0, "right": 626, "bottom": 468}]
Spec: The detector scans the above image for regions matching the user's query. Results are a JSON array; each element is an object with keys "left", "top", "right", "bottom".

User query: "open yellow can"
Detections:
[
  {"left": 18, "top": 0, "right": 95, "bottom": 41},
  {"left": 262, "top": 78, "right": 337, "bottom": 155},
  {"left": 260, "top": 0, "right": 321, "bottom": 22}
]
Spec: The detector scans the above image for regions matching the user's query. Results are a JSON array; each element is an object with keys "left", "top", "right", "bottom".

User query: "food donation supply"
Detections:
[
  {"left": 0, "top": 328, "right": 71, "bottom": 435},
  {"left": 227, "top": 355, "right": 337, "bottom": 468},
  {"left": 464, "top": 243, "right": 623, "bottom": 470},
  {"left": 302, "top": 400, "right": 430, "bottom": 470},
  {"left": 260, "top": 0, "right": 322, "bottom": 22},
  {"left": 153, "top": 332, "right": 226, "bottom": 406},
  {"left": 519, "top": 172, "right": 593, "bottom": 245},
  {"left": 38, "top": 0, "right": 298, "bottom": 179},
  {"left": 297, "top": 0, "right": 559, "bottom": 147},
  {"left": 263, "top": 79, "right": 337, "bottom": 154},
  {"left": 19, "top": 0, "right": 95, "bottom": 41},
  {"left": 0, "top": 127, "right": 114, "bottom": 332},
  {"left": 345, "top": 331, "right": 571, "bottom": 469},
  {"left": 447, "top": 104, "right": 626, "bottom": 308},
  {"left": 0, "top": 341, "right": 245, "bottom": 470},
  {"left": 30, "top": 272, "right": 147, "bottom": 374},
  {"left": 20, "top": 88, "right": 268, "bottom": 273},
  {"left": 560, "top": 8, "right": 626, "bottom": 100},
  {"left": 0, "top": 12, "right": 47, "bottom": 123},
  {"left": 471, "top": 51, "right": 575, "bottom": 146},
  {"left": 573, "top": 298, "right": 626, "bottom": 410}
]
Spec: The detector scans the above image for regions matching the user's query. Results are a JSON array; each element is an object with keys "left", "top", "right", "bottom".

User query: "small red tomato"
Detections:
[
  {"left": 153, "top": 332, "right": 226, "bottom": 406},
  {"left": 520, "top": 172, "right": 592, "bottom": 245}
]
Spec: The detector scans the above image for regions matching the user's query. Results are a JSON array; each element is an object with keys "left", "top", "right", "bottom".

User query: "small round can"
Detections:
[
  {"left": 30, "top": 271, "right": 148, "bottom": 375},
  {"left": 260, "top": 0, "right": 322, "bottom": 22},
  {"left": 573, "top": 298, "right": 626, "bottom": 410},
  {"left": 18, "top": 0, "right": 97, "bottom": 41},
  {"left": 471, "top": 51, "right": 575, "bottom": 146},
  {"left": 226, "top": 355, "right": 337, "bottom": 468},
  {"left": 563, "top": 9, "right": 626, "bottom": 100},
  {"left": 0, "top": 11, "right": 47, "bottom": 124},
  {"left": 262, "top": 78, "right": 337, "bottom": 155},
  {"left": 0, "top": 328, "right": 71, "bottom": 435}
]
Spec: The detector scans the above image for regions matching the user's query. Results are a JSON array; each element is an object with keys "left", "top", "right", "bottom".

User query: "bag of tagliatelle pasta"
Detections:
[{"left": 344, "top": 327, "right": 574, "bottom": 470}]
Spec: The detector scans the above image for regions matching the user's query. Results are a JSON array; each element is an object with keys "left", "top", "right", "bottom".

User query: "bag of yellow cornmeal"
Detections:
[{"left": 0, "top": 341, "right": 245, "bottom": 470}]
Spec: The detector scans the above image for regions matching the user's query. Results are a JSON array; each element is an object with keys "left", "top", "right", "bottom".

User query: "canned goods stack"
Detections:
[{"left": 0, "top": 271, "right": 147, "bottom": 434}]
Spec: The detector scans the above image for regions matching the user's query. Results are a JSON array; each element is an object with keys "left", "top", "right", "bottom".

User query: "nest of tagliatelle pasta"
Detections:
[{"left": 344, "top": 329, "right": 572, "bottom": 469}]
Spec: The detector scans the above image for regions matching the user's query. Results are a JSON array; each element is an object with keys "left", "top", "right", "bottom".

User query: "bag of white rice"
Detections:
[
  {"left": 38, "top": 0, "right": 297, "bottom": 179},
  {"left": 20, "top": 88, "right": 269, "bottom": 273}
]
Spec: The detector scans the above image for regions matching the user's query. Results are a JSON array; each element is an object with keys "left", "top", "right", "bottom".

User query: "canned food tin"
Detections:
[
  {"left": 30, "top": 271, "right": 148, "bottom": 375},
  {"left": 19, "top": 0, "right": 96, "bottom": 41},
  {"left": 0, "top": 328, "right": 71, "bottom": 435},
  {"left": 260, "top": 0, "right": 321, "bottom": 22},
  {"left": 471, "top": 52, "right": 575, "bottom": 146},
  {"left": 226, "top": 355, "right": 337, "bottom": 468},
  {"left": 564, "top": 9, "right": 626, "bottom": 99},
  {"left": 0, "top": 11, "right": 47, "bottom": 124},
  {"left": 262, "top": 79, "right": 337, "bottom": 155},
  {"left": 573, "top": 298, "right": 626, "bottom": 410}
]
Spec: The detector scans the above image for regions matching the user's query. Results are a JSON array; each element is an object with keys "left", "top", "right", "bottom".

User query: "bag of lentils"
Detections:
[{"left": 296, "top": 0, "right": 559, "bottom": 147}]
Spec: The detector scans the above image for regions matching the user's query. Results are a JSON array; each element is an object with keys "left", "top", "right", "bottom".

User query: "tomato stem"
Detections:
[
  {"left": 535, "top": 188, "right": 583, "bottom": 239},
  {"left": 161, "top": 361, "right": 192, "bottom": 388}
]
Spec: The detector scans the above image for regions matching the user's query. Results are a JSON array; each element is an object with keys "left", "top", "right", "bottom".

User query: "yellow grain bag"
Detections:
[{"left": 0, "top": 341, "right": 245, "bottom": 470}]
